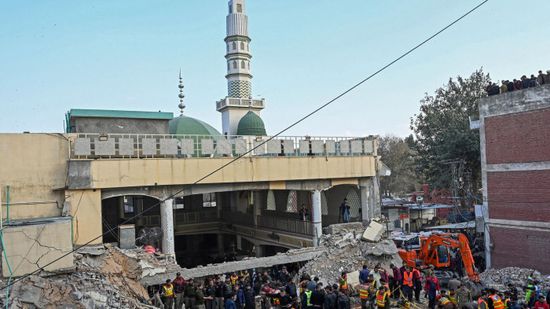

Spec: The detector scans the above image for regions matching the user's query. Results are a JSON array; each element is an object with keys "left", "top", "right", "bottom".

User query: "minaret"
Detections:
[{"left": 216, "top": 0, "right": 266, "bottom": 136}]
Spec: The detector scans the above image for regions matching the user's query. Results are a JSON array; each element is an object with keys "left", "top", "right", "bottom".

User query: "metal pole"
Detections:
[{"left": 5, "top": 186, "right": 9, "bottom": 224}]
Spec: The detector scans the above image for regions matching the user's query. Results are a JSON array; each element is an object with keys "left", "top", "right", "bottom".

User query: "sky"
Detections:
[{"left": 1, "top": 0, "right": 550, "bottom": 137}]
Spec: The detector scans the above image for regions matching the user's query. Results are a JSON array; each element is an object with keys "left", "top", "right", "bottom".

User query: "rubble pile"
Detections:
[
  {"left": 0, "top": 244, "right": 173, "bottom": 308},
  {"left": 480, "top": 267, "right": 550, "bottom": 292},
  {"left": 300, "top": 222, "right": 401, "bottom": 285}
]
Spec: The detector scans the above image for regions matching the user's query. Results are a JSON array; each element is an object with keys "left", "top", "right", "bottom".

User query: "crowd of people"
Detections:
[
  {"left": 486, "top": 70, "right": 550, "bottom": 96},
  {"left": 151, "top": 263, "right": 550, "bottom": 309}
]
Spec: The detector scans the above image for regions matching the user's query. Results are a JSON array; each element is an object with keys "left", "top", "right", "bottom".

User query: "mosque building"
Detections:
[{"left": 0, "top": 0, "right": 388, "bottom": 276}]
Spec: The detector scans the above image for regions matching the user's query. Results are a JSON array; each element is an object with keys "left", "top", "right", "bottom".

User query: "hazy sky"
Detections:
[{"left": 1, "top": 1, "right": 549, "bottom": 137}]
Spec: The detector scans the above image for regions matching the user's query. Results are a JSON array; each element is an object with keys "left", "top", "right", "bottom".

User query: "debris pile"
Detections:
[
  {"left": 480, "top": 267, "right": 550, "bottom": 292},
  {"left": 300, "top": 221, "right": 401, "bottom": 285},
  {"left": 0, "top": 244, "right": 175, "bottom": 308}
]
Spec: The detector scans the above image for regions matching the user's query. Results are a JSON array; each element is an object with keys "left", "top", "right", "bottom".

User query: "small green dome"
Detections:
[
  {"left": 237, "top": 111, "right": 267, "bottom": 136},
  {"left": 169, "top": 115, "right": 222, "bottom": 137}
]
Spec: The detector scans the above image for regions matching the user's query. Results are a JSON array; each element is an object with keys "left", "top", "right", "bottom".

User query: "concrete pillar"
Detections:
[
  {"left": 311, "top": 190, "right": 323, "bottom": 247},
  {"left": 372, "top": 176, "right": 381, "bottom": 218},
  {"left": 253, "top": 191, "right": 262, "bottom": 226},
  {"left": 217, "top": 233, "right": 225, "bottom": 256},
  {"left": 255, "top": 243, "right": 263, "bottom": 258},
  {"left": 160, "top": 198, "right": 175, "bottom": 256},
  {"left": 360, "top": 186, "right": 370, "bottom": 224}
]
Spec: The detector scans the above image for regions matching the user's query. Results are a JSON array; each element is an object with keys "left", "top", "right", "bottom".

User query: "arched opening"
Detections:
[
  {"left": 323, "top": 184, "right": 362, "bottom": 225},
  {"left": 240, "top": 41, "right": 245, "bottom": 50},
  {"left": 241, "top": 60, "right": 246, "bottom": 69},
  {"left": 232, "top": 41, "right": 237, "bottom": 50},
  {"left": 101, "top": 195, "right": 161, "bottom": 246},
  {"left": 233, "top": 61, "right": 237, "bottom": 69}
]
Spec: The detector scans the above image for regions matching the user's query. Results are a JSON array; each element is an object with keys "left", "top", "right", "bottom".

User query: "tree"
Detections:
[
  {"left": 378, "top": 135, "right": 418, "bottom": 197},
  {"left": 409, "top": 69, "right": 489, "bottom": 197}
]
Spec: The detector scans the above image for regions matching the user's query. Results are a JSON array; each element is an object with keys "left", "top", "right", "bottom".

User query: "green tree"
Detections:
[
  {"left": 378, "top": 135, "right": 418, "bottom": 197},
  {"left": 409, "top": 69, "right": 489, "bottom": 196}
]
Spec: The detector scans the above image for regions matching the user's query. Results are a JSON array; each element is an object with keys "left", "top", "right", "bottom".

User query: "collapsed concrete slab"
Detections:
[
  {"left": 362, "top": 220, "right": 385, "bottom": 242},
  {"left": 140, "top": 247, "right": 325, "bottom": 286}
]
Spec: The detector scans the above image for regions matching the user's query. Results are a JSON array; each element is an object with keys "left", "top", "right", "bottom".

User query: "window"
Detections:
[
  {"left": 236, "top": 4, "right": 242, "bottom": 13},
  {"left": 227, "top": 62, "right": 230, "bottom": 70},
  {"left": 240, "top": 42, "right": 245, "bottom": 50},
  {"left": 203, "top": 193, "right": 217, "bottom": 208},
  {"left": 233, "top": 61, "right": 237, "bottom": 69},
  {"left": 123, "top": 196, "right": 134, "bottom": 214},
  {"left": 286, "top": 191, "right": 298, "bottom": 213},
  {"left": 174, "top": 197, "right": 184, "bottom": 210},
  {"left": 241, "top": 60, "right": 245, "bottom": 69},
  {"left": 232, "top": 42, "right": 236, "bottom": 50}
]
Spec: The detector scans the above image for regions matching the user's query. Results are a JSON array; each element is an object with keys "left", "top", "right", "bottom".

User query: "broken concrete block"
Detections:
[
  {"left": 362, "top": 220, "right": 385, "bottom": 242},
  {"left": 346, "top": 270, "right": 360, "bottom": 287},
  {"left": 119, "top": 224, "right": 136, "bottom": 249},
  {"left": 323, "top": 222, "right": 364, "bottom": 235}
]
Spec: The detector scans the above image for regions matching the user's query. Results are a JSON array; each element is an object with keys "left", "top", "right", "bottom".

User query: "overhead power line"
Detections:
[{"left": 0, "top": 0, "right": 489, "bottom": 292}]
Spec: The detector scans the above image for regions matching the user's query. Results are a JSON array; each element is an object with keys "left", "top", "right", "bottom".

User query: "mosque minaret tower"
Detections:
[{"left": 216, "top": 0, "right": 266, "bottom": 136}]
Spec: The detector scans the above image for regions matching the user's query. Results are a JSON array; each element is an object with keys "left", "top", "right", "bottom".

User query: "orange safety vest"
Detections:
[
  {"left": 403, "top": 271, "right": 413, "bottom": 287},
  {"left": 490, "top": 295, "right": 505, "bottom": 309},
  {"left": 376, "top": 291, "right": 388, "bottom": 308},
  {"left": 272, "top": 297, "right": 281, "bottom": 305},
  {"left": 504, "top": 298, "right": 510, "bottom": 309},
  {"left": 359, "top": 285, "right": 369, "bottom": 300}
]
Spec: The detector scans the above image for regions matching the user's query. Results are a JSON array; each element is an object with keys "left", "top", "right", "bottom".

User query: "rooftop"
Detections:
[{"left": 67, "top": 109, "right": 174, "bottom": 120}]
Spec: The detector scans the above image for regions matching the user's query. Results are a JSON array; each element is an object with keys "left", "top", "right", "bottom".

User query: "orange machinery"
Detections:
[{"left": 398, "top": 232, "right": 480, "bottom": 282}]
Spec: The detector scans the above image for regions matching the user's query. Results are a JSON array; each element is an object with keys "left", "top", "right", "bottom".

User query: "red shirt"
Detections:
[{"left": 534, "top": 301, "right": 549, "bottom": 309}]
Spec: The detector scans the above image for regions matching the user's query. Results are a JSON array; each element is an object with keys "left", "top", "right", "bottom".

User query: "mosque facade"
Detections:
[{"left": 0, "top": 0, "right": 387, "bottom": 276}]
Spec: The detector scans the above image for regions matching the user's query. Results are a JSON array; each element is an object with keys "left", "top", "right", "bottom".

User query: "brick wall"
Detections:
[
  {"left": 485, "top": 107, "right": 550, "bottom": 164},
  {"left": 491, "top": 226, "right": 550, "bottom": 274},
  {"left": 487, "top": 170, "right": 550, "bottom": 222}
]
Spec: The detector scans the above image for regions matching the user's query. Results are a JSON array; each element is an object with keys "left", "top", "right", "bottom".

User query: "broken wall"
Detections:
[
  {"left": 66, "top": 189, "right": 103, "bottom": 245},
  {"left": 2, "top": 217, "right": 74, "bottom": 277},
  {"left": 0, "top": 133, "right": 69, "bottom": 220}
]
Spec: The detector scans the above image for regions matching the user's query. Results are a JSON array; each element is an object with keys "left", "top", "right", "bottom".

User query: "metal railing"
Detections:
[
  {"left": 174, "top": 209, "right": 219, "bottom": 225},
  {"left": 216, "top": 97, "right": 266, "bottom": 111},
  {"left": 257, "top": 215, "right": 314, "bottom": 236},
  {"left": 171, "top": 209, "right": 313, "bottom": 236},
  {"left": 69, "top": 133, "right": 377, "bottom": 159}
]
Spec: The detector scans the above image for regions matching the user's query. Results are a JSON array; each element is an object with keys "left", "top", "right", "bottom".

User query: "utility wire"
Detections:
[{"left": 0, "top": 0, "right": 489, "bottom": 292}]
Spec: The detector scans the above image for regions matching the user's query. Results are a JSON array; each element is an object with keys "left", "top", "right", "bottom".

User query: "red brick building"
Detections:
[{"left": 478, "top": 84, "right": 550, "bottom": 273}]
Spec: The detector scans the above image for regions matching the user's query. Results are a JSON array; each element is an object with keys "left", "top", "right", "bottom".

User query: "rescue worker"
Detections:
[
  {"left": 424, "top": 271, "right": 440, "bottom": 309},
  {"left": 162, "top": 279, "right": 175, "bottom": 309},
  {"left": 412, "top": 267, "right": 423, "bottom": 302},
  {"left": 456, "top": 283, "right": 473, "bottom": 309},
  {"left": 357, "top": 280, "right": 370, "bottom": 309},
  {"left": 375, "top": 286, "right": 390, "bottom": 309},
  {"left": 525, "top": 279, "right": 536, "bottom": 307},
  {"left": 173, "top": 272, "right": 186, "bottom": 309},
  {"left": 502, "top": 292, "right": 511, "bottom": 309},
  {"left": 477, "top": 290, "right": 489, "bottom": 309},
  {"left": 230, "top": 273, "right": 239, "bottom": 286},
  {"left": 302, "top": 286, "right": 313, "bottom": 309},
  {"left": 488, "top": 289, "right": 505, "bottom": 309},
  {"left": 402, "top": 266, "right": 414, "bottom": 302},
  {"left": 437, "top": 290, "right": 454, "bottom": 309},
  {"left": 339, "top": 272, "right": 349, "bottom": 295},
  {"left": 448, "top": 289, "right": 458, "bottom": 306}
]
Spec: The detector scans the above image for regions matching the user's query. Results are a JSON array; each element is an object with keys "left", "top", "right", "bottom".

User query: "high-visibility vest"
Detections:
[
  {"left": 162, "top": 284, "right": 174, "bottom": 297},
  {"left": 384, "top": 283, "right": 391, "bottom": 297},
  {"left": 230, "top": 275, "right": 239, "bottom": 285},
  {"left": 304, "top": 290, "right": 313, "bottom": 306},
  {"left": 412, "top": 268, "right": 421, "bottom": 281},
  {"left": 403, "top": 271, "right": 413, "bottom": 287},
  {"left": 339, "top": 278, "right": 348, "bottom": 290},
  {"left": 504, "top": 298, "right": 510, "bottom": 309},
  {"left": 440, "top": 297, "right": 451, "bottom": 305},
  {"left": 376, "top": 291, "right": 388, "bottom": 307},
  {"left": 449, "top": 294, "right": 457, "bottom": 304},
  {"left": 490, "top": 295, "right": 505, "bottom": 309},
  {"left": 359, "top": 285, "right": 369, "bottom": 300},
  {"left": 272, "top": 297, "right": 281, "bottom": 305},
  {"left": 478, "top": 298, "right": 488, "bottom": 309}
]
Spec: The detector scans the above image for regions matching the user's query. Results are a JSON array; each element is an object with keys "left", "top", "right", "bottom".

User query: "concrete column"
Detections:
[
  {"left": 160, "top": 198, "right": 175, "bottom": 257},
  {"left": 217, "top": 233, "right": 225, "bottom": 256},
  {"left": 360, "top": 186, "right": 370, "bottom": 223},
  {"left": 372, "top": 176, "right": 381, "bottom": 218},
  {"left": 253, "top": 191, "right": 262, "bottom": 226},
  {"left": 255, "top": 243, "right": 263, "bottom": 258},
  {"left": 311, "top": 190, "right": 323, "bottom": 247}
]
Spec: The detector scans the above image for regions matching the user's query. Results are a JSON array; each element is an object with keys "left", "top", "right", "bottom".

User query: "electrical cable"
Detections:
[{"left": 0, "top": 0, "right": 489, "bottom": 292}]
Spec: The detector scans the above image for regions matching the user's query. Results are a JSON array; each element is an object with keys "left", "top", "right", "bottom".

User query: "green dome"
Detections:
[
  {"left": 237, "top": 111, "right": 267, "bottom": 136},
  {"left": 169, "top": 115, "right": 222, "bottom": 137}
]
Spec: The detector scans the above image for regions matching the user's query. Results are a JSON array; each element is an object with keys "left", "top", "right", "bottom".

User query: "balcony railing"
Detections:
[
  {"left": 70, "top": 133, "right": 376, "bottom": 159},
  {"left": 257, "top": 215, "right": 314, "bottom": 236},
  {"left": 174, "top": 209, "right": 219, "bottom": 225},
  {"left": 216, "top": 97, "right": 265, "bottom": 111},
  {"left": 172, "top": 210, "right": 314, "bottom": 236}
]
